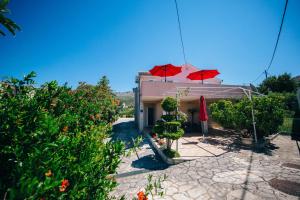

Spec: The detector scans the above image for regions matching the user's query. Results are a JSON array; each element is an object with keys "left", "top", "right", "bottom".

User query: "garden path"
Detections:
[{"left": 111, "top": 118, "right": 168, "bottom": 178}]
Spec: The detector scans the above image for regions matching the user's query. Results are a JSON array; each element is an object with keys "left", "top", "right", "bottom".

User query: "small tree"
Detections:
[
  {"left": 210, "top": 95, "right": 286, "bottom": 139},
  {"left": 258, "top": 73, "right": 297, "bottom": 94},
  {"left": 161, "top": 97, "right": 177, "bottom": 114},
  {"left": 153, "top": 97, "right": 184, "bottom": 152}
]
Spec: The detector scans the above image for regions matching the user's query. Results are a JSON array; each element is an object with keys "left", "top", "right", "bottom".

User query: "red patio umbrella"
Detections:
[
  {"left": 187, "top": 69, "right": 220, "bottom": 84},
  {"left": 199, "top": 96, "right": 208, "bottom": 121},
  {"left": 149, "top": 64, "right": 182, "bottom": 82}
]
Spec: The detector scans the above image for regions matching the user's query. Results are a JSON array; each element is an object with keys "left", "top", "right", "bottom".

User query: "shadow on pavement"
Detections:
[
  {"left": 112, "top": 119, "right": 170, "bottom": 171},
  {"left": 131, "top": 154, "right": 169, "bottom": 170}
]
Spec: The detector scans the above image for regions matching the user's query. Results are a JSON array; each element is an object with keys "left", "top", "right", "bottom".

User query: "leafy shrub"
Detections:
[
  {"left": 161, "top": 97, "right": 177, "bottom": 113},
  {"left": 153, "top": 97, "right": 184, "bottom": 151},
  {"left": 0, "top": 73, "right": 125, "bottom": 199},
  {"left": 160, "top": 122, "right": 184, "bottom": 140},
  {"left": 210, "top": 94, "right": 286, "bottom": 138},
  {"left": 119, "top": 106, "right": 134, "bottom": 117},
  {"left": 210, "top": 100, "right": 236, "bottom": 128},
  {"left": 153, "top": 120, "right": 165, "bottom": 135},
  {"left": 163, "top": 149, "right": 180, "bottom": 158},
  {"left": 177, "top": 111, "right": 188, "bottom": 125},
  {"left": 253, "top": 95, "right": 285, "bottom": 138},
  {"left": 279, "top": 118, "right": 293, "bottom": 134},
  {"left": 161, "top": 114, "right": 176, "bottom": 122}
]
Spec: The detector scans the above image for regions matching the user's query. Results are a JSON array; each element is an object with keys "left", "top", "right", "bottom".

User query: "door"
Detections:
[{"left": 147, "top": 107, "right": 154, "bottom": 126}]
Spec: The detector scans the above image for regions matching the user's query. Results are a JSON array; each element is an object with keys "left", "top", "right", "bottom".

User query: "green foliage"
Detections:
[
  {"left": 119, "top": 106, "right": 134, "bottom": 117},
  {"left": 153, "top": 120, "right": 165, "bottom": 135},
  {"left": 177, "top": 111, "right": 188, "bottom": 125},
  {"left": 210, "top": 94, "right": 286, "bottom": 138},
  {"left": 144, "top": 174, "right": 167, "bottom": 198},
  {"left": 258, "top": 73, "right": 297, "bottom": 94},
  {"left": 161, "top": 114, "right": 176, "bottom": 122},
  {"left": 279, "top": 118, "right": 293, "bottom": 134},
  {"left": 253, "top": 95, "right": 285, "bottom": 137},
  {"left": 0, "top": 72, "right": 125, "bottom": 199},
  {"left": 209, "top": 100, "right": 236, "bottom": 128},
  {"left": 153, "top": 97, "right": 185, "bottom": 151},
  {"left": 161, "top": 97, "right": 177, "bottom": 113},
  {"left": 160, "top": 122, "right": 184, "bottom": 140},
  {"left": 0, "top": 0, "right": 21, "bottom": 36},
  {"left": 162, "top": 149, "right": 180, "bottom": 158}
]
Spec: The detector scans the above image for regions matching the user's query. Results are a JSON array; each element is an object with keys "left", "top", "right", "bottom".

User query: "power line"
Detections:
[
  {"left": 174, "top": 0, "right": 187, "bottom": 65},
  {"left": 251, "top": 0, "right": 289, "bottom": 84},
  {"left": 266, "top": 0, "right": 289, "bottom": 72},
  {"left": 252, "top": 72, "right": 265, "bottom": 83}
]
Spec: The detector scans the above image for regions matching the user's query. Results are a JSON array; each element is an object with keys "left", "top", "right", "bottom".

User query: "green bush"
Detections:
[
  {"left": 161, "top": 97, "right": 177, "bottom": 113},
  {"left": 210, "top": 100, "right": 236, "bottom": 128},
  {"left": 177, "top": 111, "right": 188, "bottom": 125},
  {"left": 0, "top": 73, "right": 125, "bottom": 199},
  {"left": 279, "top": 118, "right": 293, "bottom": 134},
  {"left": 153, "top": 120, "right": 165, "bottom": 135},
  {"left": 161, "top": 114, "right": 176, "bottom": 122},
  {"left": 163, "top": 149, "right": 180, "bottom": 158},
  {"left": 210, "top": 94, "right": 286, "bottom": 138},
  {"left": 119, "top": 106, "right": 134, "bottom": 117},
  {"left": 253, "top": 95, "right": 285, "bottom": 137},
  {"left": 153, "top": 97, "right": 185, "bottom": 151},
  {"left": 161, "top": 122, "right": 184, "bottom": 140}
]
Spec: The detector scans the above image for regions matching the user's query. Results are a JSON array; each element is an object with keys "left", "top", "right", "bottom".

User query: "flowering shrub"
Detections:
[{"left": 0, "top": 72, "right": 125, "bottom": 199}]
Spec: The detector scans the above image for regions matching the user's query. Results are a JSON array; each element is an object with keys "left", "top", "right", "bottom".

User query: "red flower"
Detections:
[
  {"left": 137, "top": 191, "right": 148, "bottom": 200},
  {"left": 59, "top": 179, "right": 70, "bottom": 192},
  {"left": 151, "top": 133, "right": 157, "bottom": 138}
]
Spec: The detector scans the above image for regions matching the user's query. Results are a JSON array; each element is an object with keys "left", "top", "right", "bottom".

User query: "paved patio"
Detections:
[
  {"left": 112, "top": 119, "right": 300, "bottom": 200},
  {"left": 171, "top": 134, "right": 227, "bottom": 158}
]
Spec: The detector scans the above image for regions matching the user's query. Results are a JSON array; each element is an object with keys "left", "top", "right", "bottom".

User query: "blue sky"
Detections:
[{"left": 0, "top": 0, "right": 299, "bottom": 92}]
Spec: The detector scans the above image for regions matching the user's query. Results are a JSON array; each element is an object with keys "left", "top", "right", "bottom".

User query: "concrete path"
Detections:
[
  {"left": 111, "top": 118, "right": 168, "bottom": 178},
  {"left": 112, "top": 119, "right": 300, "bottom": 200}
]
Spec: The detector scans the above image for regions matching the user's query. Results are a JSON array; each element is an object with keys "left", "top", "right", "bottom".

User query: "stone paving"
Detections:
[
  {"left": 112, "top": 119, "right": 300, "bottom": 200},
  {"left": 170, "top": 135, "right": 227, "bottom": 158}
]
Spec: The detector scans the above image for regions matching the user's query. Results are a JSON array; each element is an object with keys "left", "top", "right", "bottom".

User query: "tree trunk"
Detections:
[{"left": 166, "top": 139, "right": 171, "bottom": 150}]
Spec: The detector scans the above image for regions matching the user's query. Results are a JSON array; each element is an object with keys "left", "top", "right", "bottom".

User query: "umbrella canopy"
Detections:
[
  {"left": 187, "top": 69, "right": 220, "bottom": 84},
  {"left": 199, "top": 96, "right": 208, "bottom": 121},
  {"left": 149, "top": 64, "right": 182, "bottom": 82}
]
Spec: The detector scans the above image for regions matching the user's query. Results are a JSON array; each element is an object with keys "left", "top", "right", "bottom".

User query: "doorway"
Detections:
[{"left": 147, "top": 107, "right": 155, "bottom": 126}]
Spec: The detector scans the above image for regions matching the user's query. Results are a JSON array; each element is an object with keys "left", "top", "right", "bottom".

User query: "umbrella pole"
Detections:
[
  {"left": 201, "top": 74, "right": 203, "bottom": 84},
  {"left": 165, "top": 65, "right": 167, "bottom": 82}
]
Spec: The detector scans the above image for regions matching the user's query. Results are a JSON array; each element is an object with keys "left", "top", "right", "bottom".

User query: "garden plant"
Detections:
[
  {"left": 209, "top": 94, "right": 288, "bottom": 139},
  {"left": 153, "top": 97, "right": 185, "bottom": 157},
  {"left": 0, "top": 72, "right": 125, "bottom": 199}
]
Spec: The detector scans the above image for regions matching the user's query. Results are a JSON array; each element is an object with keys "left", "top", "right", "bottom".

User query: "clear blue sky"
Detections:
[{"left": 0, "top": 0, "right": 299, "bottom": 92}]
